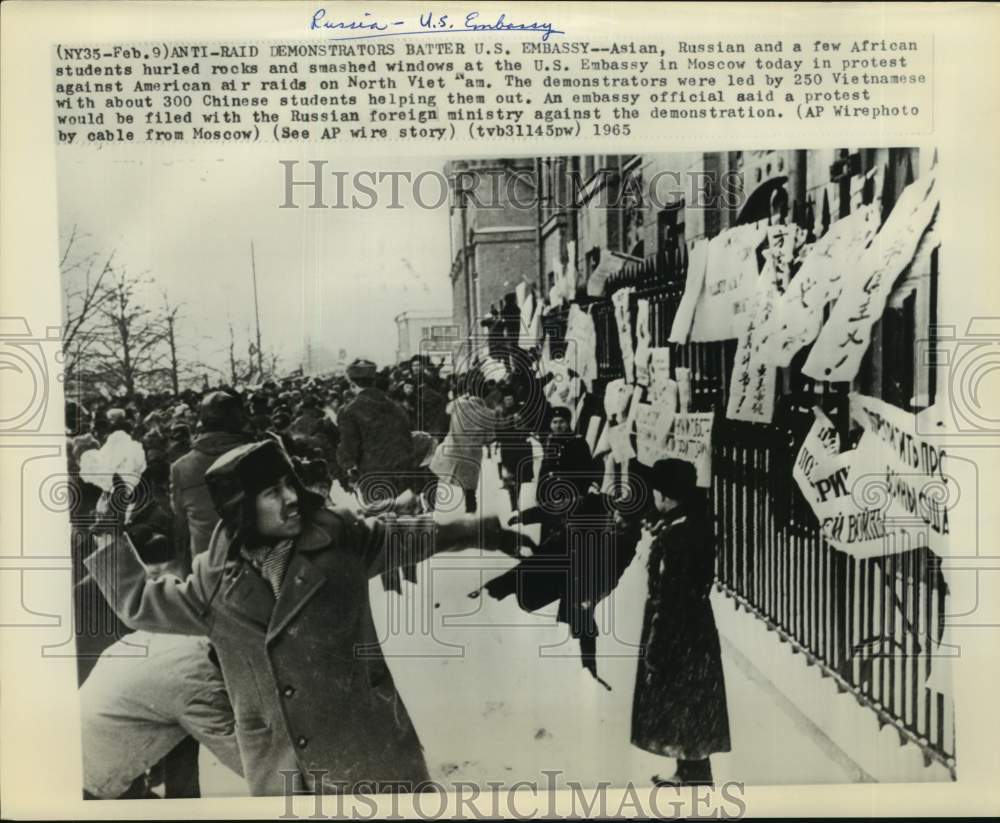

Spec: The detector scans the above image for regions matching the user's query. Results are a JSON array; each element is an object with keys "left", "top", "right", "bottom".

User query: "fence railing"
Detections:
[
  {"left": 712, "top": 416, "right": 955, "bottom": 774},
  {"left": 587, "top": 246, "right": 956, "bottom": 774}
]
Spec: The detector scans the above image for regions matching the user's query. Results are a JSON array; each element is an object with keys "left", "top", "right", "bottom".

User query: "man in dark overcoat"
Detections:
[
  {"left": 336, "top": 359, "right": 415, "bottom": 502},
  {"left": 85, "top": 439, "right": 531, "bottom": 796}
]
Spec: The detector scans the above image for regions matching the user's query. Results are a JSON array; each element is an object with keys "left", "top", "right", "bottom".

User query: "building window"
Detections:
[{"left": 431, "top": 325, "right": 459, "bottom": 339}]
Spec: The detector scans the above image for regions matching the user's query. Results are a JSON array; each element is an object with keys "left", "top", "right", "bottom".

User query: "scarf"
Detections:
[{"left": 241, "top": 539, "right": 295, "bottom": 598}]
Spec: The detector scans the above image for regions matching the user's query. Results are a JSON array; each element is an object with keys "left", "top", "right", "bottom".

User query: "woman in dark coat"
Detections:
[{"left": 631, "top": 459, "right": 731, "bottom": 787}]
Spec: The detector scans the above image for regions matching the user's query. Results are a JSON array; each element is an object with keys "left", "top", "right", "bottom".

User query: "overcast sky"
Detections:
[{"left": 56, "top": 145, "right": 454, "bottom": 376}]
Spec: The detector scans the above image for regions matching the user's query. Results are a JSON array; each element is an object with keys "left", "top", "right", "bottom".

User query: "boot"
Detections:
[{"left": 652, "top": 757, "right": 714, "bottom": 787}]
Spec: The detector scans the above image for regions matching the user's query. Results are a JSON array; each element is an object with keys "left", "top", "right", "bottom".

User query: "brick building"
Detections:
[{"left": 445, "top": 158, "right": 539, "bottom": 356}]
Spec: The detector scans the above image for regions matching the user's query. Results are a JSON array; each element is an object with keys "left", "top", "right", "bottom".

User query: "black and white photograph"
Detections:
[
  {"left": 2, "top": 2, "right": 999, "bottom": 819},
  {"left": 57, "top": 144, "right": 953, "bottom": 801}
]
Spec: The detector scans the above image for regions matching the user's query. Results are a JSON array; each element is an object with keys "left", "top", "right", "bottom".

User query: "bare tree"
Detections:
[
  {"left": 60, "top": 225, "right": 116, "bottom": 380},
  {"left": 87, "top": 268, "right": 170, "bottom": 399},
  {"left": 159, "top": 290, "right": 188, "bottom": 396}
]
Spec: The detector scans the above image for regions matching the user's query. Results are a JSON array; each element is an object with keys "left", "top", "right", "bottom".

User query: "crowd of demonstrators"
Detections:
[{"left": 66, "top": 345, "right": 731, "bottom": 796}]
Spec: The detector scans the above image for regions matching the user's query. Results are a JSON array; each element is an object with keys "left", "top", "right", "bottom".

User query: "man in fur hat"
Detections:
[
  {"left": 170, "top": 390, "right": 251, "bottom": 561},
  {"left": 336, "top": 358, "right": 415, "bottom": 501},
  {"left": 84, "top": 439, "right": 533, "bottom": 797}
]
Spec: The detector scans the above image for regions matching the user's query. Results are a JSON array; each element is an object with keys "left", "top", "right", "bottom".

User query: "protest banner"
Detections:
[
  {"left": 762, "top": 203, "right": 881, "bottom": 368},
  {"left": 792, "top": 394, "right": 956, "bottom": 559},
  {"left": 803, "top": 171, "right": 940, "bottom": 382}
]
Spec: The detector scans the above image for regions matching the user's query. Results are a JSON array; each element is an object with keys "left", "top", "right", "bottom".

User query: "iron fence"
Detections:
[{"left": 590, "top": 245, "right": 955, "bottom": 773}]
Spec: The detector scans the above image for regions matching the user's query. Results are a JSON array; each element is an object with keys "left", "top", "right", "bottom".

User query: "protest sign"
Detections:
[
  {"left": 662, "top": 411, "right": 715, "bottom": 487},
  {"left": 763, "top": 203, "right": 881, "bottom": 368},
  {"left": 689, "top": 222, "right": 767, "bottom": 342},
  {"left": 634, "top": 298, "right": 652, "bottom": 386},
  {"left": 803, "top": 172, "right": 939, "bottom": 382},
  {"left": 612, "top": 286, "right": 636, "bottom": 384},
  {"left": 668, "top": 238, "right": 708, "bottom": 344},
  {"left": 792, "top": 395, "right": 956, "bottom": 559}
]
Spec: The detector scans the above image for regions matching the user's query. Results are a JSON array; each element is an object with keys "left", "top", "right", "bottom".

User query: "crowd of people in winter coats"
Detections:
[{"left": 69, "top": 348, "right": 731, "bottom": 799}]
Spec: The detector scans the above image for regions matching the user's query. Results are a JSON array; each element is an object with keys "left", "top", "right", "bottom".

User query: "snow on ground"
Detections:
[{"left": 199, "top": 460, "right": 855, "bottom": 796}]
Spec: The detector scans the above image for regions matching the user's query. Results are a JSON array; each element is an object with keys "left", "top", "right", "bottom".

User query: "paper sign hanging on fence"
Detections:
[
  {"left": 791, "top": 406, "right": 843, "bottom": 492},
  {"left": 634, "top": 298, "right": 652, "bottom": 386},
  {"left": 517, "top": 289, "right": 537, "bottom": 350},
  {"left": 689, "top": 223, "right": 767, "bottom": 342},
  {"left": 791, "top": 395, "right": 958, "bottom": 560},
  {"left": 612, "top": 286, "right": 636, "bottom": 384},
  {"left": 635, "top": 403, "right": 666, "bottom": 467},
  {"left": 568, "top": 241, "right": 583, "bottom": 291},
  {"left": 662, "top": 411, "right": 715, "bottom": 487},
  {"left": 625, "top": 385, "right": 645, "bottom": 433},
  {"left": 652, "top": 385, "right": 677, "bottom": 439},
  {"left": 587, "top": 248, "right": 622, "bottom": 298},
  {"left": 606, "top": 422, "right": 636, "bottom": 464},
  {"left": 803, "top": 172, "right": 940, "bottom": 382},
  {"left": 566, "top": 303, "right": 598, "bottom": 391},
  {"left": 547, "top": 250, "right": 567, "bottom": 306},
  {"left": 650, "top": 371, "right": 678, "bottom": 414},
  {"left": 674, "top": 367, "right": 692, "bottom": 413},
  {"left": 765, "top": 222, "right": 808, "bottom": 292},
  {"left": 648, "top": 347, "right": 671, "bottom": 381},
  {"left": 762, "top": 203, "right": 881, "bottom": 368},
  {"left": 725, "top": 226, "right": 803, "bottom": 424},
  {"left": 645, "top": 379, "right": 678, "bottom": 462},
  {"left": 603, "top": 378, "right": 630, "bottom": 421},
  {"left": 543, "top": 357, "right": 580, "bottom": 411},
  {"left": 647, "top": 348, "right": 673, "bottom": 407},
  {"left": 668, "top": 238, "right": 708, "bottom": 344},
  {"left": 519, "top": 300, "right": 543, "bottom": 350},
  {"left": 601, "top": 453, "right": 617, "bottom": 495}
]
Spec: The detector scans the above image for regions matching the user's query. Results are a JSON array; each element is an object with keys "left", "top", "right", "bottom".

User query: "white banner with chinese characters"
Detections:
[
  {"left": 803, "top": 171, "right": 939, "bottom": 382},
  {"left": 726, "top": 223, "right": 806, "bottom": 423},
  {"left": 762, "top": 202, "right": 882, "bottom": 368}
]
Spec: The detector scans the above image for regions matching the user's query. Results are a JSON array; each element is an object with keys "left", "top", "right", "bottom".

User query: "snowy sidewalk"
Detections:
[{"left": 199, "top": 468, "right": 860, "bottom": 796}]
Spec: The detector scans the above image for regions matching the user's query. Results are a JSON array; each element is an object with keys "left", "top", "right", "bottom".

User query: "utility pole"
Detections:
[{"left": 250, "top": 241, "right": 264, "bottom": 376}]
